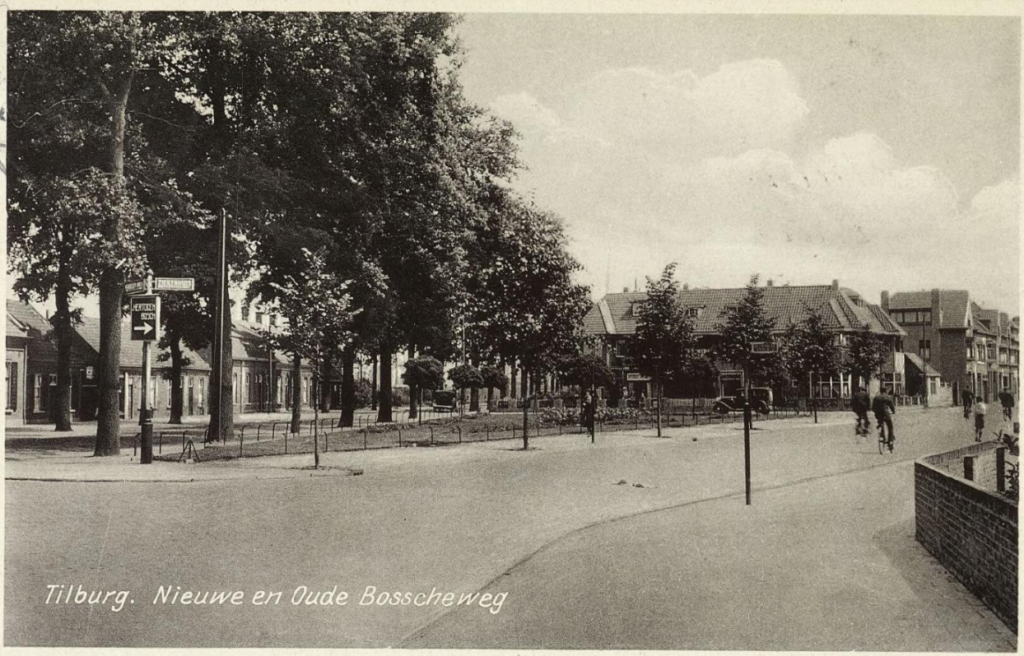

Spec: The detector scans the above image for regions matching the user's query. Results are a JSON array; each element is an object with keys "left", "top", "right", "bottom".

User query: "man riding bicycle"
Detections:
[
  {"left": 961, "top": 389, "right": 974, "bottom": 421},
  {"left": 851, "top": 386, "right": 871, "bottom": 436},
  {"left": 872, "top": 387, "right": 896, "bottom": 452}
]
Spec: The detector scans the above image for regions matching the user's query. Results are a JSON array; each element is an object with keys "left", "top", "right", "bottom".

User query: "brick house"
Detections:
[
  {"left": 6, "top": 300, "right": 100, "bottom": 424},
  {"left": 884, "top": 290, "right": 1019, "bottom": 403},
  {"left": 584, "top": 279, "right": 906, "bottom": 405}
]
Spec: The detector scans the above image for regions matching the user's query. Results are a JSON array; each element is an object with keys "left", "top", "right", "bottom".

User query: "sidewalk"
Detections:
[{"left": 4, "top": 409, "right": 924, "bottom": 483}]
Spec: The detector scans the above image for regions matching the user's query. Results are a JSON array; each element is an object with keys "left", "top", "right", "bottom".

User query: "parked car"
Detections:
[
  {"left": 432, "top": 389, "right": 458, "bottom": 413},
  {"left": 712, "top": 387, "right": 773, "bottom": 415}
]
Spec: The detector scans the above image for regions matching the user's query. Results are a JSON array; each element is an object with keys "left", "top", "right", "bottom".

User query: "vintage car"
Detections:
[
  {"left": 711, "top": 387, "right": 773, "bottom": 415},
  {"left": 431, "top": 389, "right": 458, "bottom": 413}
]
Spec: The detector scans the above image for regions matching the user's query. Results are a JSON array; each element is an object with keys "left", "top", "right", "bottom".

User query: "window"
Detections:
[
  {"left": 988, "top": 345, "right": 996, "bottom": 361},
  {"left": 929, "top": 379, "right": 937, "bottom": 395},
  {"left": 233, "top": 373, "right": 239, "bottom": 404},
  {"left": 165, "top": 379, "right": 172, "bottom": 409},
  {"left": 34, "top": 374, "right": 45, "bottom": 412},
  {"left": 245, "top": 374, "right": 251, "bottom": 402},
  {"left": 919, "top": 339, "right": 930, "bottom": 360},
  {"left": 630, "top": 302, "right": 644, "bottom": 317},
  {"left": 198, "top": 378, "right": 205, "bottom": 410},
  {"left": 255, "top": 309, "right": 264, "bottom": 324},
  {"left": 6, "top": 362, "right": 17, "bottom": 412},
  {"left": 685, "top": 307, "right": 703, "bottom": 319},
  {"left": 921, "top": 311, "right": 931, "bottom": 324}
]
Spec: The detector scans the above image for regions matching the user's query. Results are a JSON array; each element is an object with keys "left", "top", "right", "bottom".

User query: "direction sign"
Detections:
[
  {"left": 154, "top": 277, "right": 195, "bottom": 292},
  {"left": 124, "top": 280, "right": 147, "bottom": 295},
  {"left": 750, "top": 341, "right": 777, "bottom": 353},
  {"left": 130, "top": 296, "right": 161, "bottom": 342}
]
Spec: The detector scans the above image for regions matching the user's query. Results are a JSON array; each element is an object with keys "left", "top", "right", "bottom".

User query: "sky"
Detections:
[{"left": 454, "top": 13, "right": 1021, "bottom": 315}]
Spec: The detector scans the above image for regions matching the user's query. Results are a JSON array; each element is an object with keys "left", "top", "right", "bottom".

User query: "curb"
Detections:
[{"left": 5, "top": 467, "right": 365, "bottom": 484}]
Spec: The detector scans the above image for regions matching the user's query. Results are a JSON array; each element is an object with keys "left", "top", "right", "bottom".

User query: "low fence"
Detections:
[
  {"left": 151, "top": 403, "right": 809, "bottom": 463},
  {"left": 915, "top": 442, "right": 1018, "bottom": 632}
]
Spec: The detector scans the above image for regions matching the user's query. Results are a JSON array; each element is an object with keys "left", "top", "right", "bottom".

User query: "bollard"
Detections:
[
  {"left": 158, "top": 431, "right": 163, "bottom": 455},
  {"left": 257, "top": 424, "right": 263, "bottom": 442},
  {"left": 363, "top": 427, "right": 368, "bottom": 450},
  {"left": 457, "top": 425, "right": 462, "bottom": 444},
  {"left": 430, "top": 426, "right": 435, "bottom": 445},
  {"left": 285, "top": 430, "right": 288, "bottom": 455},
  {"left": 239, "top": 431, "right": 244, "bottom": 459}
]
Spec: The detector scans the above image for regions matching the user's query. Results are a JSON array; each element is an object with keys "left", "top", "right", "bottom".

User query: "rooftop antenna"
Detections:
[{"left": 605, "top": 254, "right": 610, "bottom": 297}]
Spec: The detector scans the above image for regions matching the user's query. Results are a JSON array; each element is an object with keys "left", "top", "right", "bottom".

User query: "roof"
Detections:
[
  {"left": 6, "top": 316, "right": 28, "bottom": 339},
  {"left": 232, "top": 321, "right": 293, "bottom": 365},
  {"left": 6, "top": 299, "right": 52, "bottom": 335},
  {"left": 904, "top": 352, "right": 942, "bottom": 377},
  {"left": 584, "top": 284, "right": 905, "bottom": 338},
  {"left": 76, "top": 317, "right": 211, "bottom": 371},
  {"left": 889, "top": 290, "right": 971, "bottom": 329}
]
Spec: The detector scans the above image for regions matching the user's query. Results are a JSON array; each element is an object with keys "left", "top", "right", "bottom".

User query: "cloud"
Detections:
[{"left": 489, "top": 60, "right": 1018, "bottom": 315}]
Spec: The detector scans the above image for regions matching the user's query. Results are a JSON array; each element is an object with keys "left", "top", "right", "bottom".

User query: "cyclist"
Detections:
[
  {"left": 973, "top": 398, "right": 988, "bottom": 442},
  {"left": 961, "top": 388, "right": 974, "bottom": 421},
  {"left": 872, "top": 387, "right": 896, "bottom": 452},
  {"left": 998, "top": 389, "right": 1014, "bottom": 421},
  {"left": 851, "top": 385, "right": 871, "bottom": 436}
]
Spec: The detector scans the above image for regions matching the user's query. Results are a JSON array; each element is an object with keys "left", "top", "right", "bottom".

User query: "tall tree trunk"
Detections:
[
  {"left": 53, "top": 261, "right": 73, "bottom": 431},
  {"left": 377, "top": 343, "right": 393, "bottom": 423},
  {"left": 290, "top": 353, "right": 302, "bottom": 434},
  {"left": 469, "top": 356, "right": 480, "bottom": 413},
  {"left": 407, "top": 343, "right": 417, "bottom": 420},
  {"left": 340, "top": 347, "right": 355, "bottom": 427},
  {"left": 319, "top": 352, "right": 332, "bottom": 412},
  {"left": 371, "top": 354, "right": 378, "bottom": 410},
  {"left": 94, "top": 270, "right": 123, "bottom": 456},
  {"left": 169, "top": 337, "right": 184, "bottom": 424},
  {"left": 520, "top": 365, "right": 528, "bottom": 399},
  {"left": 510, "top": 359, "right": 517, "bottom": 399},
  {"left": 312, "top": 366, "right": 320, "bottom": 469},
  {"left": 94, "top": 73, "right": 134, "bottom": 456}
]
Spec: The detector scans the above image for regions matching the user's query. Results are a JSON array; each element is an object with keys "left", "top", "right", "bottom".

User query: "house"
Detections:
[
  {"left": 884, "top": 289, "right": 1019, "bottom": 403},
  {"left": 584, "top": 279, "right": 906, "bottom": 404},
  {"left": 5, "top": 300, "right": 100, "bottom": 423}
]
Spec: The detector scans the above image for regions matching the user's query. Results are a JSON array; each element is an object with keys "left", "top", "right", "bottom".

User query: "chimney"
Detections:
[
  {"left": 766, "top": 279, "right": 773, "bottom": 287},
  {"left": 832, "top": 279, "right": 839, "bottom": 291},
  {"left": 623, "top": 287, "right": 629, "bottom": 293},
  {"left": 682, "top": 283, "right": 689, "bottom": 291},
  {"left": 880, "top": 291, "right": 889, "bottom": 312}
]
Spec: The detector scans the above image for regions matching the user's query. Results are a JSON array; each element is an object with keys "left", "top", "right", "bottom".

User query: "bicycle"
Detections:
[{"left": 877, "top": 421, "right": 894, "bottom": 454}]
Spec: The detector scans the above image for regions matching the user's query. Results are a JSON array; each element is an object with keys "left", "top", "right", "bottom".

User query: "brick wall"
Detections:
[{"left": 915, "top": 443, "right": 1018, "bottom": 632}]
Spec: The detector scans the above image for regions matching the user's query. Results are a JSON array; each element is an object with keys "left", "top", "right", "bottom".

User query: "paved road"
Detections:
[{"left": 5, "top": 407, "right": 1016, "bottom": 649}]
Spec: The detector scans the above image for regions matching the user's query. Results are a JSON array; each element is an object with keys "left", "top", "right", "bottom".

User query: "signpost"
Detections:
[{"left": 127, "top": 273, "right": 194, "bottom": 465}]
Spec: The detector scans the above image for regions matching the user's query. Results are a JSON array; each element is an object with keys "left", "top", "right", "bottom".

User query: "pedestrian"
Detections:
[
  {"left": 872, "top": 387, "right": 896, "bottom": 452},
  {"left": 851, "top": 386, "right": 871, "bottom": 436},
  {"left": 973, "top": 398, "right": 988, "bottom": 442},
  {"left": 582, "top": 391, "right": 596, "bottom": 439},
  {"left": 639, "top": 392, "right": 647, "bottom": 410},
  {"left": 998, "top": 389, "right": 1014, "bottom": 421},
  {"left": 961, "top": 388, "right": 973, "bottom": 421}
]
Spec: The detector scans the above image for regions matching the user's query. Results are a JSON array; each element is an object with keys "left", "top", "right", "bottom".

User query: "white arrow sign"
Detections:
[{"left": 133, "top": 322, "right": 154, "bottom": 336}]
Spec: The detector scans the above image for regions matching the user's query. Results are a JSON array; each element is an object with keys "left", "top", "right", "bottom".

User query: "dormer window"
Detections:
[
  {"left": 685, "top": 307, "right": 704, "bottom": 319},
  {"left": 630, "top": 302, "right": 644, "bottom": 317}
]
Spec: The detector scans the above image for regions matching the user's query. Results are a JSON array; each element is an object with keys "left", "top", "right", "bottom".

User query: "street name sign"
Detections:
[
  {"left": 130, "top": 296, "right": 161, "bottom": 342},
  {"left": 154, "top": 277, "right": 195, "bottom": 292},
  {"left": 124, "top": 280, "right": 147, "bottom": 295},
  {"left": 750, "top": 341, "right": 777, "bottom": 353}
]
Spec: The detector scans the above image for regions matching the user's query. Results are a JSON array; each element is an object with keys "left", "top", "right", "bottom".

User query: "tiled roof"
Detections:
[
  {"left": 6, "top": 299, "right": 51, "bottom": 335},
  {"left": 6, "top": 316, "right": 27, "bottom": 339},
  {"left": 889, "top": 290, "right": 971, "bottom": 329},
  {"left": 904, "top": 352, "right": 942, "bottom": 377},
  {"left": 76, "top": 317, "right": 211, "bottom": 371},
  {"left": 587, "top": 285, "right": 904, "bottom": 337}
]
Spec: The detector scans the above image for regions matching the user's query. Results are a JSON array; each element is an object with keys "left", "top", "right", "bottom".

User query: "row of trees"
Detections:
[
  {"left": 8, "top": 12, "right": 592, "bottom": 455},
  {"left": 633, "top": 266, "right": 893, "bottom": 435}
]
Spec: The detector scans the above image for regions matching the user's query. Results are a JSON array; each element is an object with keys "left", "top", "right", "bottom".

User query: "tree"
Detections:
[
  {"left": 560, "top": 354, "right": 615, "bottom": 399},
  {"left": 261, "top": 248, "right": 357, "bottom": 468},
  {"left": 845, "top": 325, "right": 890, "bottom": 392},
  {"left": 632, "top": 263, "right": 697, "bottom": 437},
  {"left": 403, "top": 356, "right": 444, "bottom": 422},
  {"left": 783, "top": 304, "right": 842, "bottom": 423},
  {"left": 8, "top": 12, "right": 162, "bottom": 445},
  {"left": 448, "top": 364, "right": 484, "bottom": 416},
  {"left": 479, "top": 364, "right": 509, "bottom": 409},
  {"left": 713, "top": 275, "right": 786, "bottom": 399}
]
